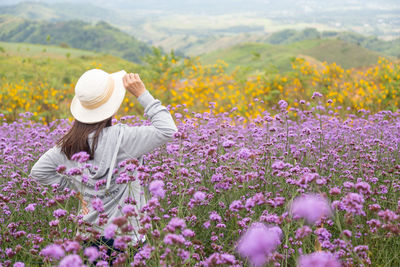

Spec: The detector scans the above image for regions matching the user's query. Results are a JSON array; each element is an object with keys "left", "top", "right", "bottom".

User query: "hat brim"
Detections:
[{"left": 70, "top": 70, "right": 127, "bottom": 124}]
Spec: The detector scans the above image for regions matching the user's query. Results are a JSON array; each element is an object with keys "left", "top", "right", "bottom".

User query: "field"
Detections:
[
  {"left": 200, "top": 39, "right": 384, "bottom": 73},
  {"left": 0, "top": 40, "right": 400, "bottom": 266},
  {"left": 1, "top": 100, "right": 400, "bottom": 266}
]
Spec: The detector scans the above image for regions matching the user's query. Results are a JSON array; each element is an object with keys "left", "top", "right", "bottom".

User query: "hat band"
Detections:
[{"left": 80, "top": 76, "right": 114, "bottom": 110}]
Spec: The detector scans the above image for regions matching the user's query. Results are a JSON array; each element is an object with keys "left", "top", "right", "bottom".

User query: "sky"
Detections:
[{"left": 1, "top": 0, "right": 399, "bottom": 11}]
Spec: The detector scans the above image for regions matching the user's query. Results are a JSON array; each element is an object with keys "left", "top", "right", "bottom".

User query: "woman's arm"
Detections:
[
  {"left": 30, "top": 146, "right": 70, "bottom": 190},
  {"left": 120, "top": 73, "right": 178, "bottom": 158}
]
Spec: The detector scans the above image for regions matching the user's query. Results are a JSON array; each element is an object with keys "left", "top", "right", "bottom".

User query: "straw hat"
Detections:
[{"left": 71, "top": 69, "right": 127, "bottom": 124}]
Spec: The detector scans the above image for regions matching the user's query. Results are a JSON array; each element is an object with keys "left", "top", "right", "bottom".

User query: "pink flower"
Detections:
[
  {"left": 84, "top": 247, "right": 99, "bottom": 263},
  {"left": 104, "top": 223, "right": 118, "bottom": 239},
  {"left": 290, "top": 194, "right": 332, "bottom": 224},
  {"left": 149, "top": 180, "right": 165, "bottom": 199},
  {"left": 40, "top": 244, "right": 65, "bottom": 259},
  {"left": 163, "top": 233, "right": 186, "bottom": 245},
  {"left": 193, "top": 191, "right": 206, "bottom": 202},
  {"left": 298, "top": 251, "right": 341, "bottom": 267},
  {"left": 25, "top": 203, "right": 36, "bottom": 212},
  {"left": 122, "top": 204, "right": 136, "bottom": 216},
  {"left": 237, "top": 222, "right": 282, "bottom": 267},
  {"left": 53, "top": 209, "right": 67, "bottom": 218},
  {"left": 91, "top": 197, "right": 104, "bottom": 213},
  {"left": 65, "top": 241, "right": 81, "bottom": 253},
  {"left": 182, "top": 229, "right": 195, "bottom": 237},
  {"left": 71, "top": 151, "right": 90, "bottom": 163},
  {"left": 206, "top": 253, "right": 237, "bottom": 265},
  {"left": 166, "top": 217, "right": 186, "bottom": 232},
  {"left": 59, "top": 254, "right": 83, "bottom": 267},
  {"left": 49, "top": 220, "right": 59, "bottom": 227}
]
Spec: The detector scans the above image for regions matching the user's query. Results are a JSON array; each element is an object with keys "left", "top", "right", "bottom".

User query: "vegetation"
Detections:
[
  {"left": 1, "top": 41, "right": 399, "bottom": 124},
  {"left": 0, "top": 41, "right": 139, "bottom": 122},
  {"left": 200, "top": 39, "right": 385, "bottom": 73},
  {"left": 0, "top": 15, "right": 153, "bottom": 63},
  {"left": 2, "top": 97, "right": 400, "bottom": 266},
  {"left": 265, "top": 28, "right": 400, "bottom": 58}
]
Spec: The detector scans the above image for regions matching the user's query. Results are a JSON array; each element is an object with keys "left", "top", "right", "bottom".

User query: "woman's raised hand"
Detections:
[{"left": 123, "top": 73, "right": 146, "bottom": 98}]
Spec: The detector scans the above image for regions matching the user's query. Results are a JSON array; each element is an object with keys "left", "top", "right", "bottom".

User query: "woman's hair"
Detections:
[{"left": 57, "top": 117, "right": 112, "bottom": 160}]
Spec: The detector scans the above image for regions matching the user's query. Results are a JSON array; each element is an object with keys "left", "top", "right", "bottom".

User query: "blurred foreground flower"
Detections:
[
  {"left": 237, "top": 222, "right": 282, "bottom": 267},
  {"left": 290, "top": 194, "right": 332, "bottom": 224}
]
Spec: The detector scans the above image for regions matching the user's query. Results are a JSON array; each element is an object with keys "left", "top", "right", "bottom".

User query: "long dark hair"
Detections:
[{"left": 57, "top": 117, "right": 112, "bottom": 160}]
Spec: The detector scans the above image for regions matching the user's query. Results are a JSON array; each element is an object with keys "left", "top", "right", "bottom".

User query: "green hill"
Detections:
[
  {"left": 0, "top": 41, "right": 139, "bottom": 89},
  {"left": 265, "top": 28, "right": 400, "bottom": 58},
  {"left": 0, "top": 2, "right": 117, "bottom": 24},
  {"left": 200, "top": 39, "right": 387, "bottom": 73},
  {"left": 0, "top": 15, "right": 153, "bottom": 63}
]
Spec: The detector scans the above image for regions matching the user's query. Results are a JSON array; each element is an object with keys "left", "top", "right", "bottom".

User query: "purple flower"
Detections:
[
  {"left": 71, "top": 151, "right": 90, "bottom": 163},
  {"left": 40, "top": 244, "right": 65, "bottom": 259},
  {"left": 166, "top": 217, "right": 186, "bottom": 232},
  {"left": 25, "top": 203, "right": 36, "bottom": 212},
  {"left": 81, "top": 174, "right": 89, "bottom": 183},
  {"left": 298, "top": 251, "right": 341, "bottom": 267},
  {"left": 193, "top": 191, "right": 206, "bottom": 202},
  {"left": 14, "top": 262, "right": 25, "bottom": 267},
  {"left": 149, "top": 180, "right": 165, "bottom": 199},
  {"left": 209, "top": 211, "right": 222, "bottom": 222},
  {"left": 53, "top": 209, "right": 67, "bottom": 218},
  {"left": 238, "top": 148, "right": 252, "bottom": 159},
  {"left": 229, "top": 200, "right": 244, "bottom": 212},
  {"left": 295, "top": 225, "right": 312, "bottom": 240},
  {"left": 182, "top": 229, "right": 195, "bottom": 237},
  {"left": 122, "top": 204, "right": 136, "bottom": 216},
  {"left": 66, "top": 168, "right": 82, "bottom": 176},
  {"left": 278, "top": 100, "right": 288, "bottom": 109},
  {"left": 49, "top": 219, "right": 59, "bottom": 227},
  {"left": 378, "top": 209, "right": 399, "bottom": 222},
  {"left": 104, "top": 223, "right": 118, "bottom": 239},
  {"left": 59, "top": 254, "right": 83, "bottom": 267},
  {"left": 65, "top": 241, "right": 81, "bottom": 253},
  {"left": 205, "top": 253, "right": 237, "bottom": 265},
  {"left": 312, "top": 92, "right": 323, "bottom": 99},
  {"left": 341, "top": 193, "right": 365, "bottom": 216},
  {"left": 84, "top": 247, "right": 99, "bottom": 263},
  {"left": 237, "top": 222, "right": 282, "bottom": 267},
  {"left": 56, "top": 165, "right": 67, "bottom": 174},
  {"left": 355, "top": 181, "right": 371, "bottom": 195},
  {"left": 271, "top": 160, "right": 286, "bottom": 170},
  {"left": 290, "top": 194, "right": 332, "bottom": 224},
  {"left": 222, "top": 140, "right": 235, "bottom": 148},
  {"left": 91, "top": 197, "right": 104, "bottom": 213},
  {"left": 163, "top": 233, "right": 186, "bottom": 245}
]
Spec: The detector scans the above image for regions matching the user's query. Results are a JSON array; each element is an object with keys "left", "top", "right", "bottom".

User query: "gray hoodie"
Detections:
[{"left": 30, "top": 90, "right": 178, "bottom": 243}]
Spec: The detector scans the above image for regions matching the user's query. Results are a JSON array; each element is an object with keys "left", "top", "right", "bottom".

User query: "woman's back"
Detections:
[{"left": 30, "top": 89, "right": 178, "bottom": 243}]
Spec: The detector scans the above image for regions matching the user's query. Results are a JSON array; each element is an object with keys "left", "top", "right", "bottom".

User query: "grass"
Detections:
[
  {"left": 200, "top": 39, "right": 387, "bottom": 74},
  {"left": 0, "top": 41, "right": 97, "bottom": 58},
  {"left": 0, "top": 41, "right": 138, "bottom": 88}
]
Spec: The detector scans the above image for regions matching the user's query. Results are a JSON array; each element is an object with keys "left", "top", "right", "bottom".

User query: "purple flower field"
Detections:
[{"left": 1, "top": 99, "right": 400, "bottom": 266}]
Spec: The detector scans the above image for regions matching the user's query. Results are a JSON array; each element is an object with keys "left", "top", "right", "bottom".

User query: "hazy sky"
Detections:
[{"left": 1, "top": 0, "right": 399, "bottom": 11}]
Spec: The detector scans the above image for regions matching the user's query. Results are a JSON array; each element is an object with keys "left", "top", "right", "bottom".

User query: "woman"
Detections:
[{"left": 30, "top": 69, "right": 178, "bottom": 264}]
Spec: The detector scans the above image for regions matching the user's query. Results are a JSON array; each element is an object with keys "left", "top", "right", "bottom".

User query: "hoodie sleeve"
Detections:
[
  {"left": 120, "top": 90, "right": 178, "bottom": 158},
  {"left": 30, "top": 146, "right": 70, "bottom": 190}
]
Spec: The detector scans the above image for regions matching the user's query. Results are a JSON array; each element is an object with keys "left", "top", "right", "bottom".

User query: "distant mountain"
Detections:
[
  {"left": 0, "top": 15, "right": 153, "bottom": 63},
  {"left": 0, "top": 2, "right": 117, "bottom": 22},
  {"left": 200, "top": 39, "right": 386, "bottom": 73}
]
